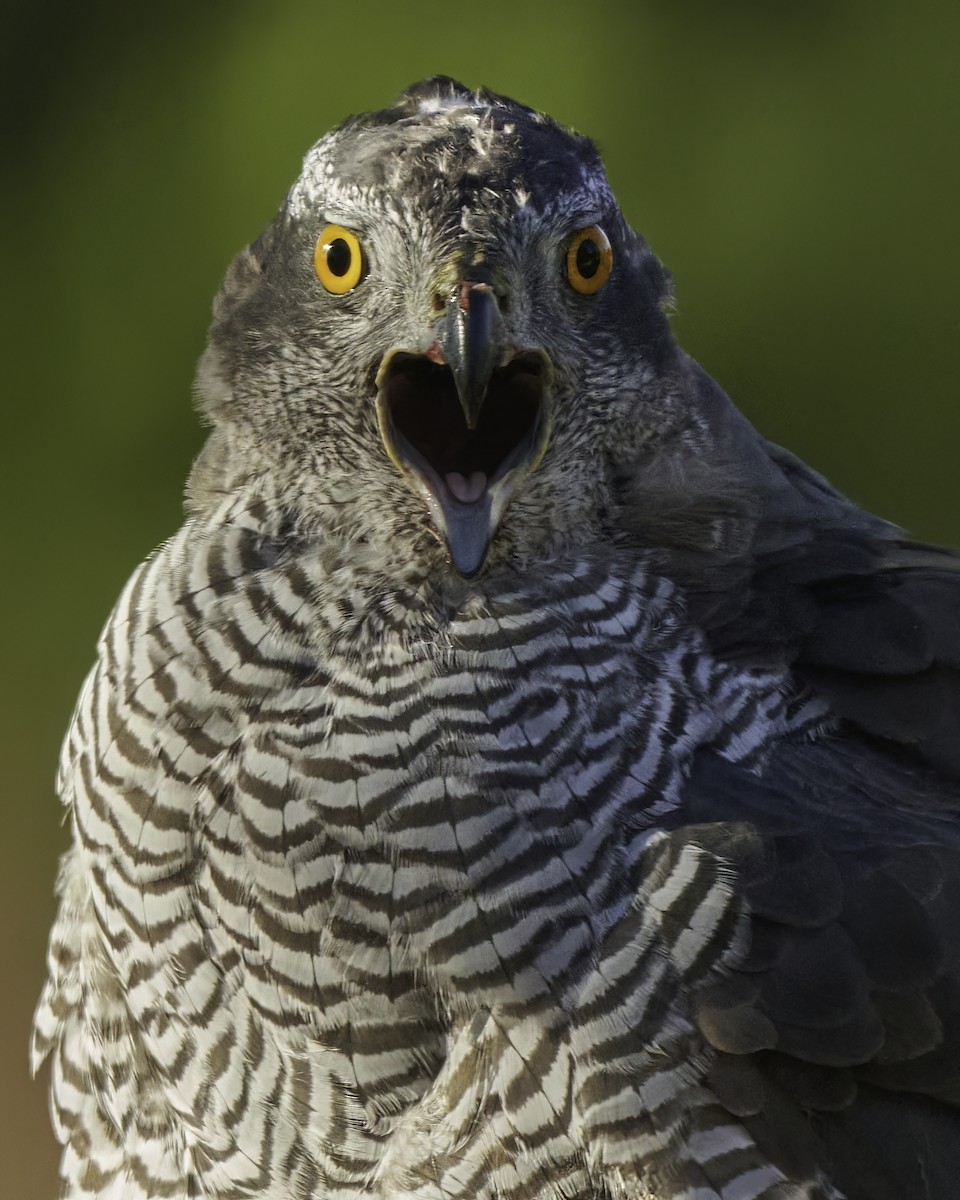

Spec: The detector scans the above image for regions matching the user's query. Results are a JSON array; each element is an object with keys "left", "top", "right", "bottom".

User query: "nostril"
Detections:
[{"left": 429, "top": 291, "right": 446, "bottom": 315}]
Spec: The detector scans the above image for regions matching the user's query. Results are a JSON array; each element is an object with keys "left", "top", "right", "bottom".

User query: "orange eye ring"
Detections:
[
  {"left": 566, "top": 225, "right": 613, "bottom": 294},
  {"left": 314, "top": 224, "right": 365, "bottom": 294}
]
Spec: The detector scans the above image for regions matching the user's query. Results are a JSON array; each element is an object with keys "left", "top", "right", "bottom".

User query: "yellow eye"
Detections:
[
  {"left": 314, "top": 224, "right": 365, "bottom": 294},
  {"left": 566, "top": 225, "right": 613, "bottom": 294}
]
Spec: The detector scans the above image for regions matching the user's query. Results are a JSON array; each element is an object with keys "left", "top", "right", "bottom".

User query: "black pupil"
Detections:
[
  {"left": 575, "top": 237, "right": 601, "bottom": 279},
  {"left": 326, "top": 238, "right": 352, "bottom": 277}
]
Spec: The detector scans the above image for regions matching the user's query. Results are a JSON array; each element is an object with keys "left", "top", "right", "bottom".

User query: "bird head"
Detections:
[{"left": 194, "top": 77, "right": 679, "bottom": 580}]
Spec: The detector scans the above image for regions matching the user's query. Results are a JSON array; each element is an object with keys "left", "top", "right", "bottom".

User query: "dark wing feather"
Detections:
[
  {"left": 696, "top": 518, "right": 960, "bottom": 777},
  {"left": 794, "top": 543, "right": 960, "bottom": 777},
  {"left": 647, "top": 363, "right": 960, "bottom": 1194},
  {"left": 701, "top": 436, "right": 960, "bottom": 780},
  {"left": 625, "top": 361, "right": 960, "bottom": 1190},
  {"left": 637, "top": 362, "right": 960, "bottom": 781},
  {"left": 670, "top": 743, "right": 960, "bottom": 1199}
]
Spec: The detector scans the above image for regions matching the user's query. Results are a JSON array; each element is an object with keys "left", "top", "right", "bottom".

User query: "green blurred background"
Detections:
[{"left": 3, "top": 2, "right": 958, "bottom": 1195}]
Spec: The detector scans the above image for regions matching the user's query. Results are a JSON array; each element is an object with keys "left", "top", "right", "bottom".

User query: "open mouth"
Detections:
[
  {"left": 379, "top": 351, "right": 547, "bottom": 498},
  {"left": 375, "top": 349, "right": 552, "bottom": 574}
]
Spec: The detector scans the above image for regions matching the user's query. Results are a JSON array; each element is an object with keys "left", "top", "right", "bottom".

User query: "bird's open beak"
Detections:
[{"left": 375, "top": 282, "right": 553, "bottom": 576}]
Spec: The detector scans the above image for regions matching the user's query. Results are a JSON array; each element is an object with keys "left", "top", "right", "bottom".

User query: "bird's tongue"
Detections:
[
  {"left": 436, "top": 486, "right": 492, "bottom": 577},
  {"left": 445, "top": 471, "right": 488, "bottom": 504}
]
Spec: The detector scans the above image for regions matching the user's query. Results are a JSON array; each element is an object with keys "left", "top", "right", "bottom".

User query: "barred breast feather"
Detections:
[{"left": 33, "top": 493, "right": 832, "bottom": 1200}]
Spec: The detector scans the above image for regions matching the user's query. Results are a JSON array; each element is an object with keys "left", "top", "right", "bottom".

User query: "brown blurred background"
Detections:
[{"left": 3, "top": 2, "right": 958, "bottom": 1196}]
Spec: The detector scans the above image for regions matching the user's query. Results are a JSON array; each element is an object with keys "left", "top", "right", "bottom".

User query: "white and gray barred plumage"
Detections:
[{"left": 33, "top": 78, "right": 960, "bottom": 1200}]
